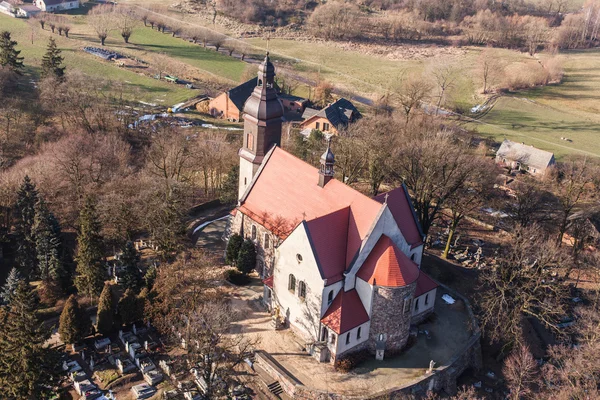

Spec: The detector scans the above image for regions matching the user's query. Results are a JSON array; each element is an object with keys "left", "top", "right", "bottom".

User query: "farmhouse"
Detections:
[
  {"left": 34, "top": 0, "right": 79, "bottom": 12},
  {"left": 209, "top": 78, "right": 308, "bottom": 122},
  {"left": 230, "top": 54, "right": 438, "bottom": 363},
  {"left": 17, "top": 4, "right": 41, "bottom": 17},
  {"left": 496, "top": 139, "right": 556, "bottom": 176},
  {"left": 300, "top": 98, "right": 361, "bottom": 136}
]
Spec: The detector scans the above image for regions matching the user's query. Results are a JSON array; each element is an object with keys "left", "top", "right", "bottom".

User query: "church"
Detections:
[{"left": 229, "top": 54, "right": 439, "bottom": 363}]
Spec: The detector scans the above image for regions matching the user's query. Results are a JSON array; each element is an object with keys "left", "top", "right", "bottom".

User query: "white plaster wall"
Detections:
[
  {"left": 345, "top": 205, "right": 417, "bottom": 292},
  {"left": 238, "top": 158, "right": 256, "bottom": 201},
  {"left": 412, "top": 288, "right": 437, "bottom": 316},
  {"left": 273, "top": 223, "right": 325, "bottom": 341},
  {"left": 355, "top": 277, "right": 374, "bottom": 317},
  {"left": 335, "top": 321, "right": 370, "bottom": 355},
  {"left": 320, "top": 282, "right": 344, "bottom": 316},
  {"left": 411, "top": 244, "right": 424, "bottom": 267}
]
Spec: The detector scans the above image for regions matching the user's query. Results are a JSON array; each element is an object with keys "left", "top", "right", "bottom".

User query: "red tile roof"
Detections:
[
  {"left": 357, "top": 235, "right": 420, "bottom": 287},
  {"left": 414, "top": 272, "right": 438, "bottom": 297},
  {"left": 262, "top": 275, "right": 274, "bottom": 289},
  {"left": 239, "top": 147, "right": 382, "bottom": 281},
  {"left": 321, "top": 289, "right": 369, "bottom": 334},
  {"left": 374, "top": 186, "right": 423, "bottom": 249}
]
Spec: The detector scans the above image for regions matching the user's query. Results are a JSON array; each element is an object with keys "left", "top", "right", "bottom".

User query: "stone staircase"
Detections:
[{"left": 267, "top": 381, "right": 284, "bottom": 397}]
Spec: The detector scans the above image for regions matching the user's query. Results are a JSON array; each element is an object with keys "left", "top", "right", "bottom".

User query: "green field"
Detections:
[
  {"left": 0, "top": 12, "right": 245, "bottom": 105},
  {"left": 473, "top": 50, "right": 600, "bottom": 159}
]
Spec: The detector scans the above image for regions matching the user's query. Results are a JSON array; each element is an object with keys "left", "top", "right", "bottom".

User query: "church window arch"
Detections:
[
  {"left": 288, "top": 274, "right": 296, "bottom": 293},
  {"left": 425, "top": 293, "right": 429, "bottom": 305},
  {"left": 251, "top": 225, "right": 257, "bottom": 241},
  {"left": 264, "top": 233, "right": 270, "bottom": 249},
  {"left": 414, "top": 298, "right": 420, "bottom": 312},
  {"left": 346, "top": 333, "right": 350, "bottom": 345},
  {"left": 411, "top": 253, "right": 415, "bottom": 261},
  {"left": 357, "top": 327, "right": 362, "bottom": 340},
  {"left": 298, "top": 281, "right": 306, "bottom": 299},
  {"left": 247, "top": 133, "right": 254, "bottom": 151},
  {"left": 327, "top": 290, "right": 334, "bottom": 305},
  {"left": 330, "top": 333, "right": 336, "bottom": 344}
]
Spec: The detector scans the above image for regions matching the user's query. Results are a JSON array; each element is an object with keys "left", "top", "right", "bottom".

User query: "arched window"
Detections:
[
  {"left": 425, "top": 293, "right": 429, "bottom": 305},
  {"left": 357, "top": 327, "right": 362, "bottom": 340},
  {"left": 321, "top": 327, "right": 328, "bottom": 341},
  {"left": 298, "top": 281, "right": 306, "bottom": 299},
  {"left": 251, "top": 225, "right": 257, "bottom": 241},
  {"left": 327, "top": 290, "right": 334, "bottom": 305},
  {"left": 264, "top": 233, "right": 270, "bottom": 249},
  {"left": 330, "top": 333, "right": 336, "bottom": 344},
  {"left": 414, "top": 298, "right": 420, "bottom": 312},
  {"left": 247, "top": 133, "right": 254, "bottom": 151},
  {"left": 258, "top": 79, "right": 263, "bottom": 87},
  {"left": 288, "top": 274, "right": 296, "bottom": 293},
  {"left": 346, "top": 333, "right": 350, "bottom": 345},
  {"left": 378, "top": 333, "right": 384, "bottom": 341},
  {"left": 410, "top": 254, "right": 415, "bottom": 261}
]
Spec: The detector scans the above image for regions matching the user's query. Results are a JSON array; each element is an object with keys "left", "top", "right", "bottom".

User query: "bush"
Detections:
[
  {"left": 226, "top": 233, "right": 243, "bottom": 266},
  {"left": 334, "top": 349, "right": 370, "bottom": 372},
  {"left": 236, "top": 239, "right": 256, "bottom": 274},
  {"left": 226, "top": 269, "right": 251, "bottom": 286}
]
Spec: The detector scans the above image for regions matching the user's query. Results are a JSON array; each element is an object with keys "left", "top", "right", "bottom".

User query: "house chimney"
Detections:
[{"left": 318, "top": 137, "right": 335, "bottom": 187}]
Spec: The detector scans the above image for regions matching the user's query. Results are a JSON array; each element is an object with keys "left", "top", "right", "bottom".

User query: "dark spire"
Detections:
[
  {"left": 319, "top": 137, "right": 335, "bottom": 187},
  {"left": 243, "top": 52, "right": 282, "bottom": 122}
]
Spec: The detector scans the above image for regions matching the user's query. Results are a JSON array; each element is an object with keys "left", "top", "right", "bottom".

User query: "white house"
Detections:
[
  {"left": 229, "top": 54, "right": 438, "bottom": 363},
  {"left": 34, "top": 0, "right": 79, "bottom": 12},
  {"left": 17, "top": 4, "right": 41, "bottom": 17},
  {"left": 496, "top": 139, "right": 555, "bottom": 176}
]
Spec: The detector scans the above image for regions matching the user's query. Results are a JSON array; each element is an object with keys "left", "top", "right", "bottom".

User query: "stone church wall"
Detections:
[
  {"left": 368, "top": 283, "right": 417, "bottom": 353},
  {"left": 230, "top": 211, "right": 276, "bottom": 277}
]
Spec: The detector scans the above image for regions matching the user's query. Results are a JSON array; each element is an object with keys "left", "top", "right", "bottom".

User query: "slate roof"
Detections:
[
  {"left": 496, "top": 140, "right": 555, "bottom": 171},
  {"left": 374, "top": 187, "right": 424, "bottom": 249},
  {"left": 238, "top": 147, "right": 423, "bottom": 285},
  {"left": 321, "top": 289, "right": 369, "bottom": 334},
  {"left": 301, "top": 98, "right": 361, "bottom": 130},
  {"left": 228, "top": 78, "right": 259, "bottom": 112},
  {"left": 356, "top": 235, "right": 420, "bottom": 287},
  {"left": 20, "top": 4, "right": 41, "bottom": 11},
  {"left": 414, "top": 272, "right": 439, "bottom": 297}
]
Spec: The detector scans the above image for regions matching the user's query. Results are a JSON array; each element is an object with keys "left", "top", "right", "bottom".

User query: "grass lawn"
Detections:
[{"left": 473, "top": 49, "right": 600, "bottom": 159}]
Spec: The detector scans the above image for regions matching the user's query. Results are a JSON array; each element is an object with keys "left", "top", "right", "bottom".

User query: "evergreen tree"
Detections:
[
  {"left": 75, "top": 196, "right": 105, "bottom": 299},
  {"left": 225, "top": 233, "right": 243, "bottom": 266},
  {"left": 118, "top": 288, "right": 143, "bottom": 326},
  {"left": 14, "top": 175, "right": 39, "bottom": 276},
  {"left": 144, "top": 265, "right": 157, "bottom": 290},
  {"left": 40, "top": 37, "right": 65, "bottom": 81},
  {"left": 34, "top": 198, "right": 65, "bottom": 288},
  {"left": 0, "top": 31, "right": 24, "bottom": 75},
  {"left": 0, "top": 281, "right": 61, "bottom": 398},
  {"left": 220, "top": 165, "right": 239, "bottom": 205},
  {"left": 58, "top": 295, "right": 90, "bottom": 345},
  {"left": 96, "top": 282, "right": 113, "bottom": 335},
  {"left": 236, "top": 239, "right": 256, "bottom": 274},
  {"left": 0, "top": 267, "right": 23, "bottom": 305},
  {"left": 120, "top": 241, "right": 142, "bottom": 293}
]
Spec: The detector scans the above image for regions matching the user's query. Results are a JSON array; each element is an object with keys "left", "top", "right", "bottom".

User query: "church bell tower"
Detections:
[{"left": 238, "top": 52, "right": 284, "bottom": 200}]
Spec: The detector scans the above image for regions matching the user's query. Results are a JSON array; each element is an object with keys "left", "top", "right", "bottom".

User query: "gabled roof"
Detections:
[
  {"left": 262, "top": 275, "right": 274, "bottom": 289},
  {"left": 42, "top": 0, "right": 74, "bottom": 5},
  {"left": 20, "top": 4, "right": 41, "bottom": 10},
  {"left": 321, "top": 289, "right": 369, "bottom": 334},
  {"left": 414, "top": 272, "right": 438, "bottom": 297},
  {"left": 228, "top": 78, "right": 258, "bottom": 112},
  {"left": 374, "top": 186, "right": 424, "bottom": 249},
  {"left": 496, "top": 140, "right": 555, "bottom": 171},
  {"left": 357, "top": 235, "right": 420, "bottom": 287},
  {"left": 301, "top": 98, "right": 361, "bottom": 129},
  {"left": 239, "top": 147, "right": 382, "bottom": 282}
]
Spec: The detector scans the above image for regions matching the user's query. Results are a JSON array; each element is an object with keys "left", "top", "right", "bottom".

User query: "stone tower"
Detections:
[{"left": 238, "top": 52, "right": 284, "bottom": 200}]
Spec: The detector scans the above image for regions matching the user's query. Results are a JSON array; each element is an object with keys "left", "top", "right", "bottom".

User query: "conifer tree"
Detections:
[
  {"left": 118, "top": 288, "right": 142, "bottom": 326},
  {"left": 14, "top": 175, "right": 39, "bottom": 276},
  {"left": 75, "top": 196, "right": 105, "bottom": 299},
  {"left": 0, "top": 281, "right": 61, "bottom": 398},
  {"left": 120, "top": 241, "right": 142, "bottom": 293},
  {"left": 0, "top": 31, "right": 24, "bottom": 74},
  {"left": 236, "top": 239, "right": 256, "bottom": 274},
  {"left": 34, "top": 198, "right": 66, "bottom": 289},
  {"left": 0, "top": 267, "right": 23, "bottom": 305},
  {"left": 40, "top": 37, "right": 65, "bottom": 81},
  {"left": 144, "top": 265, "right": 157, "bottom": 290},
  {"left": 226, "top": 233, "right": 243, "bottom": 266},
  {"left": 220, "top": 165, "right": 239, "bottom": 204},
  {"left": 58, "top": 294, "right": 90, "bottom": 346},
  {"left": 96, "top": 282, "right": 114, "bottom": 335}
]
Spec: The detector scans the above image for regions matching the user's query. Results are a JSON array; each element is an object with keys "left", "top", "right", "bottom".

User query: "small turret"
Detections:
[{"left": 319, "top": 137, "right": 335, "bottom": 187}]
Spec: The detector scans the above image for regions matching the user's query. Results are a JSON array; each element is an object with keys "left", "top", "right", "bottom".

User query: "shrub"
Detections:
[
  {"left": 226, "top": 233, "right": 243, "bottom": 266},
  {"left": 226, "top": 269, "right": 252, "bottom": 286},
  {"left": 236, "top": 239, "right": 256, "bottom": 274},
  {"left": 334, "top": 349, "right": 370, "bottom": 372}
]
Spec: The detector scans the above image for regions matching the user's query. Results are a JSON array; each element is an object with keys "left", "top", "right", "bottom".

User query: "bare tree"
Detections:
[
  {"left": 430, "top": 63, "right": 458, "bottom": 111},
  {"left": 115, "top": 5, "right": 138, "bottom": 44},
  {"left": 89, "top": 4, "right": 115, "bottom": 46},
  {"left": 394, "top": 73, "right": 432, "bottom": 123},
  {"left": 209, "top": 32, "right": 226, "bottom": 52},
  {"left": 503, "top": 344, "right": 539, "bottom": 400},
  {"left": 478, "top": 48, "right": 504, "bottom": 94}
]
